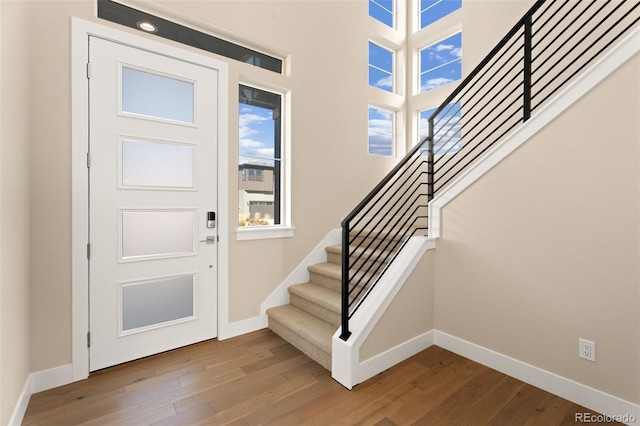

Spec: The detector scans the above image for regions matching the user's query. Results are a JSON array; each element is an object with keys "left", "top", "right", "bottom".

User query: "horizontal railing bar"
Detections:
[
  {"left": 433, "top": 77, "right": 523, "bottom": 172},
  {"left": 347, "top": 161, "right": 426, "bottom": 243},
  {"left": 532, "top": 0, "right": 589, "bottom": 51},
  {"left": 342, "top": 137, "right": 430, "bottom": 229},
  {"left": 347, "top": 151, "right": 426, "bottom": 233},
  {"left": 531, "top": 1, "right": 612, "bottom": 77},
  {"left": 436, "top": 29, "right": 525, "bottom": 123},
  {"left": 433, "top": 55, "right": 524, "bottom": 163},
  {"left": 434, "top": 111, "right": 523, "bottom": 193},
  {"left": 434, "top": 99, "right": 523, "bottom": 189},
  {"left": 531, "top": 0, "right": 571, "bottom": 39},
  {"left": 348, "top": 183, "right": 428, "bottom": 279},
  {"left": 532, "top": 13, "right": 639, "bottom": 111},
  {"left": 430, "top": 0, "right": 545, "bottom": 120}
]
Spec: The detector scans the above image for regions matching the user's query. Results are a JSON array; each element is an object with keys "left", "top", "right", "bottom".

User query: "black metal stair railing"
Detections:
[{"left": 341, "top": 0, "right": 639, "bottom": 341}]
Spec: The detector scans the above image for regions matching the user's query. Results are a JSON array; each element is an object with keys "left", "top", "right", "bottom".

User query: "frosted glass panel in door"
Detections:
[
  {"left": 121, "top": 210, "right": 195, "bottom": 260},
  {"left": 121, "top": 67, "right": 195, "bottom": 123},
  {"left": 121, "top": 275, "right": 195, "bottom": 332},
  {"left": 121, "top": 139, "right": 195, "bottom": 188}
]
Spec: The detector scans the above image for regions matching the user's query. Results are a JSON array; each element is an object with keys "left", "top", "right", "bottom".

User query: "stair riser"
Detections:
[
  {"left": 309, "top": 271, "right": 340, "bottom": 292},
  {"left": 268, "top": 317, "right": 332, "bottom": 371},
  {"left": 290, "top": 294, "right": 341, "bottom": 327}
]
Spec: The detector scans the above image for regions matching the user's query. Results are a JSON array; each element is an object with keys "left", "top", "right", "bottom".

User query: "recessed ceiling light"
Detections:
[{"left": 136, "top": 21, "right": 157, "bottom": 32}]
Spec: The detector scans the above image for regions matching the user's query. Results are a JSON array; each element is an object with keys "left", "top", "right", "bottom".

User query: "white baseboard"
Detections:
[
  {"left": 9, "top": 364, "right": 74, "bottom": 426},
  {"left": 30, "top": 363, "right": 74, "bottom": 394},
  {"left": 357, "top": 330, "right": 435, "bottom": 385},
  {"left": 435, "top": 331, "right": 640, "bottom": 425},
  {"left": 8, "top": 376, "right": 31, "bottom": 426},
  {"left": 218, "top": 315, "right": 267, "bottom": 340}
]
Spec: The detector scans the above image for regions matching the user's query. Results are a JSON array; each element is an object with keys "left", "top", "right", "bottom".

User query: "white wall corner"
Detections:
[
  {"left": 435, "top": 331, "right": 640, "bottom": 425},
  {"left": 331, "top": 236, "right": 436, "bottom": 389},
  {"left": 428, "top": 27, "right": 640, "bottom": 237}
]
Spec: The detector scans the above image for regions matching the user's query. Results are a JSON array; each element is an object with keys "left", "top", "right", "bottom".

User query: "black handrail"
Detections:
[{"left": 340, "top": 0, "right": 639, "bottom": 341}]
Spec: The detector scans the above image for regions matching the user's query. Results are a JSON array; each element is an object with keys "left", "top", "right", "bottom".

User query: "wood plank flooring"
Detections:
[{"left": 23, "top": 329, "right": 615, "bottom": 425}]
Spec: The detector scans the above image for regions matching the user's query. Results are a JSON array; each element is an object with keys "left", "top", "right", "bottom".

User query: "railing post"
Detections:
[
  {"left": 339, "top": 222, "right": 351, "bottom": 341},
  {"left": 523, "top": 14, "right": 532, "bottom": 122},
  {"left": 427, "top": 118, "right": 435, "bottom": 201}
]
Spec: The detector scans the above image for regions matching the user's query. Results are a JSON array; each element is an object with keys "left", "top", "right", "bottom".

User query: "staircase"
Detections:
[{"left": 266, "top": 230, "right": 404, "bottom": 370}]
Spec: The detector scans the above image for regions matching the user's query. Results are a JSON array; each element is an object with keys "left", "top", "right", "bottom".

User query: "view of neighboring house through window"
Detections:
[
  {"left": 238, "top": 84, "right": 282, "bottom": 227},
  {"left": 368, "top": 106, "right": 395, "bottom": 157},
  {"left": 419, "top": 0, "right": 461, "bottom": 29},
  {"left": 419, "top": 32, "right": 462, "bottom": 93},
  {"left": 369, "top": 0, "right": 394, "bottom": 28},
  {"left": 369, "top": 41, "right": 395, "bottom": 93},
  {"left": 419, "top": 101, "right": 462, "bottom": 154}
]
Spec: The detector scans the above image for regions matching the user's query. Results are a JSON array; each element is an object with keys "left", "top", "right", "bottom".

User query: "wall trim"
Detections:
[
  {"left": 429, "top": 27, "right": 640, "bottom": 238},
  {"left": 435, "top": 331, "right": 640, "bottom": 425},
  {"left": 357, "top": 330, "right": 435, "bottom": 385},
  {"left": 332, "top": 236, "right": 437, "bottom": 389},
  {"left": 8, "top": 377, "right": 31, "bottom": 426},
  {"left": 8, "top": 364, "right": 74, "bottom": 426}
]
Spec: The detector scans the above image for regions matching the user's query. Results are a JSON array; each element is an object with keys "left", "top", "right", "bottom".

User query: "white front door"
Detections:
[{"left": 88, "top": 37, "right": 219, "bottom": 371}]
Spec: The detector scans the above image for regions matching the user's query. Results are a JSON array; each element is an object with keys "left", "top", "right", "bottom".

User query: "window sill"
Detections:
[{"left": 236, "top": 226, "right": 295, "bottom": 241}]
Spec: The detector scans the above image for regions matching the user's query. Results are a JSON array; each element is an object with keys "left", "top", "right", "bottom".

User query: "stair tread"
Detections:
[
  {"left": 289, "top": 282, "right": 340, "bottom": 313},
  {"left": 266, "top": 304, "right": 336, "bottom": 354}
]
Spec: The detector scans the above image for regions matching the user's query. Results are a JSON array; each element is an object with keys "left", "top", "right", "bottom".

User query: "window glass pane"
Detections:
[
  {"left": 419, "top": 101, "right": 462, "bottom": 154},
  {"left": 368, "top": 106, "right": 394, "bottom": 157},
  {"left": 420, "top": 0, "right": 461, "bottom": 29},
  {"left": 121, "top": 139, "right": 194, "bottom": 188},
  {"left": 419, "top": 32, "right": 462, "bottom": 93},
  {"left": 122, "top": 275, "right": 194, "bottom": 331},
  {"left": 369, "top": 42, "right": 394, "bottom": 93},
  {"left": 121, "top": 210, "right": 195, "bottom": 259},
  {"left": 238, "top": 85, "right": 282, "bottom": 227},
  {"left": 369, "top": 0, "right": 394, "bottom": 27},
  {"left": 122, "top": 67, "right": 194, "bottom": 123}
]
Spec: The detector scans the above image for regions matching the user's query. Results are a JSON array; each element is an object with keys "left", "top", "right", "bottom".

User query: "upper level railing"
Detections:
[{"left": 341, "top": 0, "right": 639, "bottom": 340}]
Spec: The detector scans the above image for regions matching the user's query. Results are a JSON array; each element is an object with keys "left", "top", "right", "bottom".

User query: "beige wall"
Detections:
[
  {"left": 434, "top": 55, "right": 640, "bottom": 403},
  {"left": 27, "top": 0, "right": 399, "bottom": 372},
  {"left": 1, "top": 0, "right": 32, "bottom": 423},
  {"left": 360, "top": 249, "right": 434, "bottom": 361}
]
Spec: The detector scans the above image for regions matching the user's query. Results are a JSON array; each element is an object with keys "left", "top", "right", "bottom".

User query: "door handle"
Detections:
[{"left": 200, "top": 236, "right": 216, "bottom": 244}]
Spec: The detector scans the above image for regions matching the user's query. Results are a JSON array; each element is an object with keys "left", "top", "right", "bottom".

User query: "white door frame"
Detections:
[{"left": 71, "top": 17, "right": 229, "bottom": 381}]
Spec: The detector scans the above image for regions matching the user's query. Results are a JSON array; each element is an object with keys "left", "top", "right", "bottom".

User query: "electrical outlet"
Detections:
[{"left": 579, "top": 338, "right": 596, "bottom": 361}]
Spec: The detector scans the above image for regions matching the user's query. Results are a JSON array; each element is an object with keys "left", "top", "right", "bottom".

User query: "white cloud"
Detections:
[
  {"left": 374, "top": 75, "right": 393, "bottom": 89},
  {"left": 421, "top": 77, "right": 454, "bottom": 91}
]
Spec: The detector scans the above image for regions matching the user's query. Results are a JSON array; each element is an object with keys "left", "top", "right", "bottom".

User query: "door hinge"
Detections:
[
  {"left": 87, "top": 331, "right": 91, "bottom": 348},
  {"left": 86, "top": 63, "right": 91, "bottom": 79},
  {"left": 87, "top": 152, "right": 91, "bottom": 168},
  {"left": 87, "top": 243, "right": 90, "bottom": 260}
]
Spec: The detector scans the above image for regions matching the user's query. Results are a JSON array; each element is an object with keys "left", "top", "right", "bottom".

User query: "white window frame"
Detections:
[{"left": 236, "top": 82, "right": 294, "bottom": 241}]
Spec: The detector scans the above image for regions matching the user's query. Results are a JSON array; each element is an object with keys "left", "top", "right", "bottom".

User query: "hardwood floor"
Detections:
[{"left": 23, "top": 329, "right": 614, "bottom": 425}]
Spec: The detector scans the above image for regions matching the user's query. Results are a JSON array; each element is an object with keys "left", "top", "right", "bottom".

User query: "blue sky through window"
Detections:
[
  {"left": 420, "top": 0, "right": 461, "bottom": 29},
  {"left": 239, "top": 104, "right": 276, "bottom": 166},
  {"left": 369, "top": 0, "right": 394, "bottom": 27},
  {"left": 419, "top": 102, "right": 462, "bottom": 154},
  {"left": 369, "top": 42, "right": 394, "bottom": 92},
  {"left": 420, "top": 32, "right": 462, "bottom": 93},
  {"left": 368, "top": 106, "right": 394, "bottom": 157}
]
